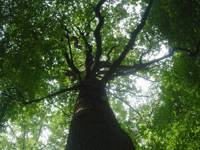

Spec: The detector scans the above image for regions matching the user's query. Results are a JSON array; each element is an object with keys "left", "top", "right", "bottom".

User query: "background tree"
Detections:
[{"left": 146, "top": 0, "right": 200, "bottom": 149}]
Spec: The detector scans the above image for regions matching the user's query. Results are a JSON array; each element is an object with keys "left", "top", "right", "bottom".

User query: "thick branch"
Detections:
[
  {"left": 76, "top": 26, "right": 94, "bottom": 77},
  {"left": 65, "top": 29, "right": 74, "bottom": 62},
  {"left": 103, "top": 0, "right": 154, "bottom": 82},
  {"left": 92, "top": 0, "right": 106, "bottom": 73}
]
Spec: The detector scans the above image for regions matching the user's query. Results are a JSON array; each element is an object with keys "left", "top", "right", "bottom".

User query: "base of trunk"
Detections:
[{"left": 66, "top": 110, "right": 135, "bottom": 150}]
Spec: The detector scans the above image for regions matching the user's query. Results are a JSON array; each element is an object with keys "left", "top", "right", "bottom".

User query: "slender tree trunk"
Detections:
[{"left": 66, "top": 79, "right": 135, "bottom": 150}]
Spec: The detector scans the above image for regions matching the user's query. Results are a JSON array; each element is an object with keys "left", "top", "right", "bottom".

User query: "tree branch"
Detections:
[
  {"left": 139, "top": 48, "right": 152, "bottom": 64},
  {"left": 75, "top": 26, "right": 94, "bottom": 77},
  {"left": 92, "top": 0, "right": 106, "bottom": 73},
  {"left": 172, "top": 46, "right": 200, "bottom": 56},
  {"left": 106, "top": 45, "right": 117, "bottom": 62},
  {"left": 65, "top": 29, "right": 74, "bottom": 62},
  {"left": 85, "top": 16, "right": 95, "bottom": 37},
  {"left": 114, "top": 52, "right": 172, "bottom": 77},
  {"left": 109, "top": 92, "right": 143, "bottom": 120},
  {"left": 48, "top": 100, "right": 71, "bottom": 117},
  {"left": 23, "top": 85, "right": 79, "bottom": 104},
  {"left": 64, "top": 53, "right": 81, "bottom": 79},
  {"left": 134, "top": 74, "right": 157, "bottom": 83},
  {"left": 112, "top": 47, "right": 193, "bottom": 77},
  {"left": 102, "top": 0, "right": 154, "bottom": 82},
  {"left": 64, "top": 29, "right": 81, "bottom": 79}
]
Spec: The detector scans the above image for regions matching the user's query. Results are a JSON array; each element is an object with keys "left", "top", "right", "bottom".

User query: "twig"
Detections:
[
  {"left": 106, "top": 45, "right": 117, "bottom": 62},
  {"left": 109, "top": 93, "right": 143, "bottom": 120},
  {"left": 134, "top": 74, "right": 157, "bottom": 83}
]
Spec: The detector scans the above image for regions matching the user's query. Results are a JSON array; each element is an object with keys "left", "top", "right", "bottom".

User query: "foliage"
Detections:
[
  {"left": 0, "top": 0, "right": 200, "bottom": 149},
  {"left": 146, "top": 53, "right": 199, "bottom": 149},
  {"left": 150, "top": 0, "right": 200, "bottom": 49}
]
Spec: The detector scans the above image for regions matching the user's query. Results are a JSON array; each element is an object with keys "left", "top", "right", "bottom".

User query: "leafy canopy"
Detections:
[{"left": 0, "top": 0, "right": 200, "bottom": 149}]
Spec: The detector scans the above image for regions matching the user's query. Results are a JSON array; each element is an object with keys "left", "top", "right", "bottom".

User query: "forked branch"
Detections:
[
  {"left": 64, "top": 29, "right": 81, "bottom": 78},
  {"left": 75, "top": 26, "right": 94, "bottom": 77}
]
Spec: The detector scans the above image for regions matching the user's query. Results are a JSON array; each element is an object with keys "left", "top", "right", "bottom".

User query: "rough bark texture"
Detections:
[{"left": 66, "top": 79, "right": 135, "bottom": 150}]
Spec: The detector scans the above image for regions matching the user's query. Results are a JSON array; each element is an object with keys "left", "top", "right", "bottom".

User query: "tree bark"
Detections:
[{"left": 66, "top": 79, "right": 135, "bottom": 150}]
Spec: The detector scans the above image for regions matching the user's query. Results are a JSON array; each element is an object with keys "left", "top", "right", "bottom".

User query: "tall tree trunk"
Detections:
[{"left": 66, "top": 79, "right": 135, "bottom": 150}]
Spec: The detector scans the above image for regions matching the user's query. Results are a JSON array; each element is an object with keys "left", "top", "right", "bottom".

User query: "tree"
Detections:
[
  {"left": 0, "top": 0, "right": 199, "bottom": 149},
  {"left": 147, "top": 0, "right": 200, "bottom": 149}
]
